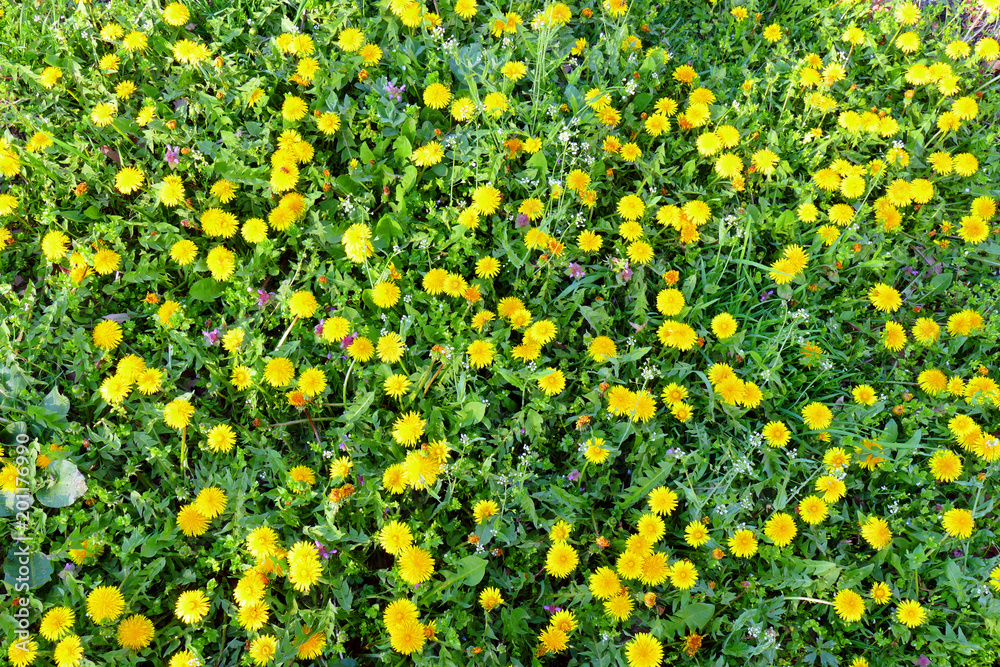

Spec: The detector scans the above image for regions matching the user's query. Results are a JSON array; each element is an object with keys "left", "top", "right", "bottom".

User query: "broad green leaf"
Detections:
[
  {"left": 3, "top": 548, "right": 53, "bottom": 589},
  {"left": 41, "top": 386, "right": 70, "bottom": 419},
  {"left": 36, "top": 460, "right": 88, "bottom": 508},
  {"left": 189, "top": 278, "right": 225, "bottom": 301},
  {"left": 456, "top": 555, "right": 487, "bottom": 586}
]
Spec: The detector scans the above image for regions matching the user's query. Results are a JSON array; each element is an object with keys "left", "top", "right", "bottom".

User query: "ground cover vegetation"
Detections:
[{"left": 1, "top": 0, "right": 1000, "bottom": 664}]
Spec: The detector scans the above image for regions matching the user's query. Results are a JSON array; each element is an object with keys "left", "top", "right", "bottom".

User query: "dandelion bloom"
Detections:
[
  {"left": 264, "top": 358, "right": 295, "bottom": 387},
  {"left": 206, "top": 245, "right": 236, "bottom": 281},
  {"left": 617, "top": 194, "right": 645, "bottom": 221},
  {"left": 115, "top": 167, "right": 144, "bottom": 194},
  {"left": 392, "top": 411, "right": 425, "bottom": 446},
  {"left": 175, "top": 590, "right": 210, "bottom": 624},
  {"left": 797, "top": 496, "right": 829, "bottom": 525},
  {"left": 471, "top": 185, "right": 502, "bottom": 215},
  {"left": 87, "top": 586, "right": 125, "bottom": 624},
  {"left": 589, "top": 567, "right": 621, "bottom": 599},
  {"left": 870, "top": 582, "right": 892, "bottom": 605},
  {"left": 648, "top": 486, "right": 679, "bottom": 516},
  {"left": 584, "top": 439, "right": 610, "bottom": 464},
  {"left": 868, "top": 283, "right": 902, "bottom": 312},
  {"left": 604, "top": 593, "right": 634, "bottom": 622},
  {"left": 684, "top": 521, "right": 709, "bottom": 547},
  {"left": 411, "top": 142, "right": 444, "bottom": 166},
  {"left": 384, "top": 374, "right": 410, "bottom": 399},
  {"left": 833, "top": 590, "right": 865, "bottom": 623},
  {"left": 941, "top": 508, "right": 974, "bottom": 538},
  {"left": 852, "top": 384, "right": 877, "bottom": 406},
  {"left": 801, "top": 402, "right": 833, "bottom": 429},
  {"left": 883, "top": 321, "right": 907, "bottom": 352},
  {"left": 287, "top": 541, "right": 322, "bottom": 592},
  {"left": 163, "top": 2, "right": 190, "bottom": 25},
  {"left": 711, "top": 313, "right": 738, "bottom": 339},
  {"left": 117, "top": 615, "right": 154, "bottom": 650},
  {"left": 40, "top": 607, "right": 75, "bottom": 641},
  {"left": 764, "top": 513, "right": 797, "bottom": 547},
  {"left": 246, "top": 526, "right": 279, "bottom": 560},
  {"left": 467, "top": 340, "right": 495, "bottom": 368},
  {"left": 372, "top": 281, "right": 401, "bottom": 309},
  {"left": 671, "top": 560, "right": 698, "bottom": 589},
  {"left": 625, "top": 632, "right": 663, "bottom": 667},
  {"left": 727, "top": 529, "right": 757, "bottom": 558},
  {"left": 423, "top": 83, "right": 451, "bottom": 109},
  {"left": 545, "top": 542, "right": 578, "bottom": 577},
  {"left": 861, "top": 516, "right": 892, "bottom": 550},
  {"left": 537, "top": 368, "right": 566, "bottom": 395},
  {"left": 473, "top": 499, "right": 499, "bottom": 524},
  {"left": 53, "top": 635, "right": 83, "bottom": 667},
  {"left": 928, "top": 450, "right": 962, "bottom": 482},
  {"left": 912, "top": 318, "right": 940, "bottom": 345},
  {"left": 195, "top": 486, "right": 227, "bottom": 518},
  {"left": 177, "top": 504, "right": 209, "bottom": 536},
  {"left": 958, "top": 216, "right": 988, "bottom": 244},
  {"left": 397, "top": 546, "right": 435, "bottom": 584},
  {"left": 762, "top": 421, "right": 791, "bottom": 447},
  {"left": 92, "top": 320, "right": 123, "bottom": 350},
  {"left": 388, "top": 620, "right": 425, "bottom": 655},
  {"left": 588, "top": 336, "right": 616, "bottom": 362},
  {"left": 762, "top": 23, "right": 782, "bottom": 42},
  {"left": 895, "top": 600, "right": 927, "bottom": 628},
  {"left": 479, "top": 587, "right": 504, "bottom": 611}
]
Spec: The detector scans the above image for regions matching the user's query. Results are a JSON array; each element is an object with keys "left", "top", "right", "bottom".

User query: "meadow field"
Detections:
[{"left": 1, "top": 0, "right": 1000, "bottom": 665}]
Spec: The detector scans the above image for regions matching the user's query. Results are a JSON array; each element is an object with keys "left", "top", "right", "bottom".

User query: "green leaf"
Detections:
[
  {"left": 526, "top": 151, "right": 548, "bottom": 177},
  {"left": 880, "top": 419, "right": 898, "bottom": 444},
  {"left": 619, "top": 461, "right": 673, "bottom": 510},
  {"left": 375, "top": 214, "right": 404, "bottom": 238},
  {"left": 41, "top": 386, "right": 70, "bottom": 420},
  {"left": 456, "top": 555, "right": 487, "bottom": 586},
  {"left": 673, "top": 602, "right": 715, "bottom": 630},
  {"left": 502, "top": 607, "right": 530, "bottom": 638},
  {"left": 925, "top": 272, "right": 953, "bottom": 298},
  {"left": 36, "top": 460, "right": 88, "bottom": 508},
  {"left": 3, "top": 547, "right": 53, "bottom": 589},
  {"left": 393, "top": 136, "right": 412, "bottom": 160},
  {"left": 342, "top": 392, "right": 375, "bottom": 425},
  {"left": 399, "top": 165, "right": 418, "bottom": 194},
  {"left": 0, "top": 490, "right": 31, "bottom": 518},
  {"left": 458, "top": 401, "right": 486, "bottom": 425},
  {"left": 189, "top": 278, "right": 225, "bottom": 301}
]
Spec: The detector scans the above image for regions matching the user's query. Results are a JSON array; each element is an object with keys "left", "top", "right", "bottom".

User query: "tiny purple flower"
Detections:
[
  {"left": 340, "top": 332, "right": 357, "bottom": 348},
  {"left": 202, "top": 328, "right": 221, "bottom": 346},
  {"left": 314, "top": 319, "right": 325, "bottom": 336},
  {"left": 515, "top": 213, "right": 530, "bottom": 228},
  {"left": 914, "top": 656, "right": 931, "bottom": 667},
  {"left": 256, "top": 289, "right": 276, "bottom": 307},
  {"left": 567, "top": 469, "right": 581, "bottom": 482},
  {"left": 164, "top": 145, "right": 180, "bottom": 167},
  {"left": 566, "top": 262, "right": 585, "bottom": 279},
  {"left": 619, "top": 261, "right": 632, "bottom": 282},
  {"left": 315, "top": 541, "right": 335, "bottom": 559},
  {"left": 759, "top": 290, "right": 775, "bottom": 302}
]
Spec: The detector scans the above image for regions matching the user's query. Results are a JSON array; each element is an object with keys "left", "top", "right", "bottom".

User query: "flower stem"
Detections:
[{"left": 274, "top": 316, "right": 299, "bottom": 352}]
